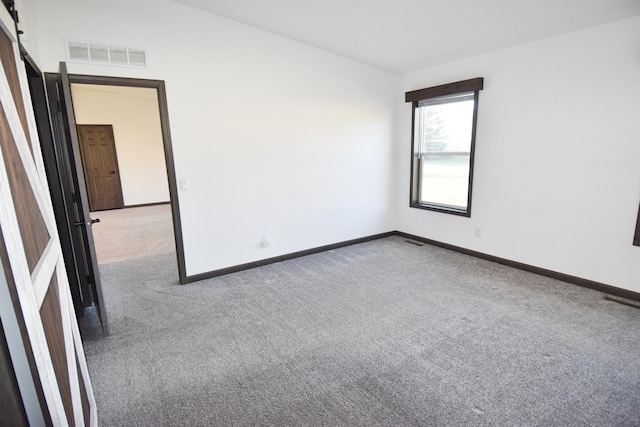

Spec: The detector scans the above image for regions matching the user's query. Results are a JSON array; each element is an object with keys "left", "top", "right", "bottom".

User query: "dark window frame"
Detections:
[
  {"left": 634, "top": 201, "right": 640, "bottom": 246},
  {"left": 406, "top": 77, "right": 483, "bottom": 217}
]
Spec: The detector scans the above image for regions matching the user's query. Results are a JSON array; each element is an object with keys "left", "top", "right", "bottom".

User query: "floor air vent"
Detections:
[
  {"left": 67, "top": 40, "right": 148, "bottom": 68},
  {"left": 404, "top": 239, "right": 424, "bottom": 247}
]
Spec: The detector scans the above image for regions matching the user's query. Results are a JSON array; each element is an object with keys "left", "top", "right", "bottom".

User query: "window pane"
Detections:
[
  {"left": 420, "top": 154, "right": 471, "bottom": 209},
  {"left": 416, "top": 94, "right": 475, "bottom": 211}
]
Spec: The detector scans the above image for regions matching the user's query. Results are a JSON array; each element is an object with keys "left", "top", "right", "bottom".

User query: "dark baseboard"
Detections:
[
  {"left": 395, "top": 231, "right": 640, "bottom": 303},
  {"left": 182, "top": 229, "right": 640, "bottom": 303},
  {"left": 184, "top": 232, "right": 396, "bottom": 284},
  {"left": 123, "top": 201, "right": 170, "bottom": 209}
]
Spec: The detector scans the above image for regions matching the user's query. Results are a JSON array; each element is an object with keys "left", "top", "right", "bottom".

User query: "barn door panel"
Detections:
[{"left": 0, "top": 6, "right": 96, "bottom": 427}]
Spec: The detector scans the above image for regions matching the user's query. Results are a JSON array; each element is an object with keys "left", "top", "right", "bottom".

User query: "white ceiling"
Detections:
[{"left": 170, "top": 0, "right": 640, "bottom": 74}]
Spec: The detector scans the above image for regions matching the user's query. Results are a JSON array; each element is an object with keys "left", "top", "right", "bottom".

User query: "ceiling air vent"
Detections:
[
  {"left": 66, "top": 40, "right": 148, "bottom": 68},
  {"left": 127, "top": 49, "right": 146, "bottom": 67},
  {"left": 68, "top": 41, "right": 90, "bottom": 61},
  {"left": 108, "top": 46, "right": 128, "bottom": 64},
  {"left": 89, "top": 44, "right": 109, "bottom": 62}
]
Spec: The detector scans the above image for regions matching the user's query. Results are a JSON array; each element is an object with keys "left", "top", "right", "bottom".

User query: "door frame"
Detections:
[
  {"left": 76, "top": 124, "right": 124, "bottom": 212},
  {"left": 24, "top": 54, "right": 88, "bottom": 318},
  {"left": 66, "top": 74, "right": 186, "bottom": 285}
]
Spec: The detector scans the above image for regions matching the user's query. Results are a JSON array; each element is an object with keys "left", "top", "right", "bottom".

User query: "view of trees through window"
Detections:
[{"left": 417, "top": 93, "right": 474, "bottom": 210}]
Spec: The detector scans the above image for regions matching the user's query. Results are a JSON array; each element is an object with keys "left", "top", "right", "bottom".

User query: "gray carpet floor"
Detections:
[
  {"left": 91, "top": 204, "right": 175, "bottom": 264},
  {"left": 80, "top": 236, "right": 640, "bottom": 426}
]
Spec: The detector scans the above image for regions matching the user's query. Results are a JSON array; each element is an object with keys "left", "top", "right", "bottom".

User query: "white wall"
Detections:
[
  {"left": 398, "top": 17, "right": 640, "bottom": 293},
  {"left": 14, "top": 0, "right": 39, "bottom": 61},
  {"left": 71, "top": 84, "right": 170, "bottom": 207},
  {"left": 26, "top": 1, "right": 638, "bottom": 293},
  {"left": 32, "top": 0, "right": 398, "bottom": 276}
]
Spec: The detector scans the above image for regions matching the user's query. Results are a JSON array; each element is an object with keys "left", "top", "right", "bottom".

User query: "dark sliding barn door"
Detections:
[{"left": 0, "top": 8, "right": 97, "bottom": 425}]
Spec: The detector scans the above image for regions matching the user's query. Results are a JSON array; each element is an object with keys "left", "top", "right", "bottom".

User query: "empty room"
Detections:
[{"left": 1, "top": 0, "right": 639, "bottom": 426}]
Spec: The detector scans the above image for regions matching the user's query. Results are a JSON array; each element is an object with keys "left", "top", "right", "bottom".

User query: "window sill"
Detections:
[{"left": 410, "top": 202, "right": 471, "bottom": 217}]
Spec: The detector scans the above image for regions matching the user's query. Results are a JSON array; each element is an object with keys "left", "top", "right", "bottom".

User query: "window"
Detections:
[
  {"left": 634, "top": 202, "right": 640, "bottom": 247},
  {"left": 406, "top": 78, "right": 483, "bottom": 216}
]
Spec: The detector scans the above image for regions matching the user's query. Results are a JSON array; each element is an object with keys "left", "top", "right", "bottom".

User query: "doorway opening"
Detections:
[
  {"left": 37, "top": 67, "right": 186, "bottom": 336},
  {"left": 66, "top": 74, "right": 186, "bottom": 283},
  {"left": 67, "top": 80, "right": 185, "bottom": 281}
]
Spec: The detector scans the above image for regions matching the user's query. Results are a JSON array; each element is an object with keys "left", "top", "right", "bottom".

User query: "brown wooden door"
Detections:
[
  {"left": 0, "top": 9, "right": 97, "bottom": 426},
  {"left": 77, "top": 124, "right": 123, "bottom": 212}
]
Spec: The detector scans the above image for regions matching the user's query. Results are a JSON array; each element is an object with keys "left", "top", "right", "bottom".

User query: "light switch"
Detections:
[{"left": 179, "top": 179, "right": 189, "bottom": 191}]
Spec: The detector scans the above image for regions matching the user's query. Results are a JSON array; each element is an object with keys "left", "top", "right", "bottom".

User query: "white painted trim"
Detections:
[
  {"left": 0, "top": 4, "right": 16, "bottom": 41},
  {"left": 59, "top": 274, "right": 84, "bottom": 426},
  {"left": 68, "top": 263, "right": 98, "bottom": 426},
  {"left": 31, "top": 238, "right": 60, "bottom": 308},
  {"left": 0, "top": 251, "right": 47, "bottom": 426}
]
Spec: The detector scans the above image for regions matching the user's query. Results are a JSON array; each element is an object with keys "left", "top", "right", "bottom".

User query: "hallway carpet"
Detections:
[
  {"left": 90, "top": 204, "right": 175, "bottom": 264},
  {"left": 81, "top": 236, "right": 640, "bottom": 426}
]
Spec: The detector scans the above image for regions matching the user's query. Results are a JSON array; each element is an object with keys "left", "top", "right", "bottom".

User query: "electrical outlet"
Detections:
[
  {"left": 260, "top": 235, "right": 270, "bottom": 248},
  {"left": 474, "top": 228, "right": 481, "bottom": 238}
]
